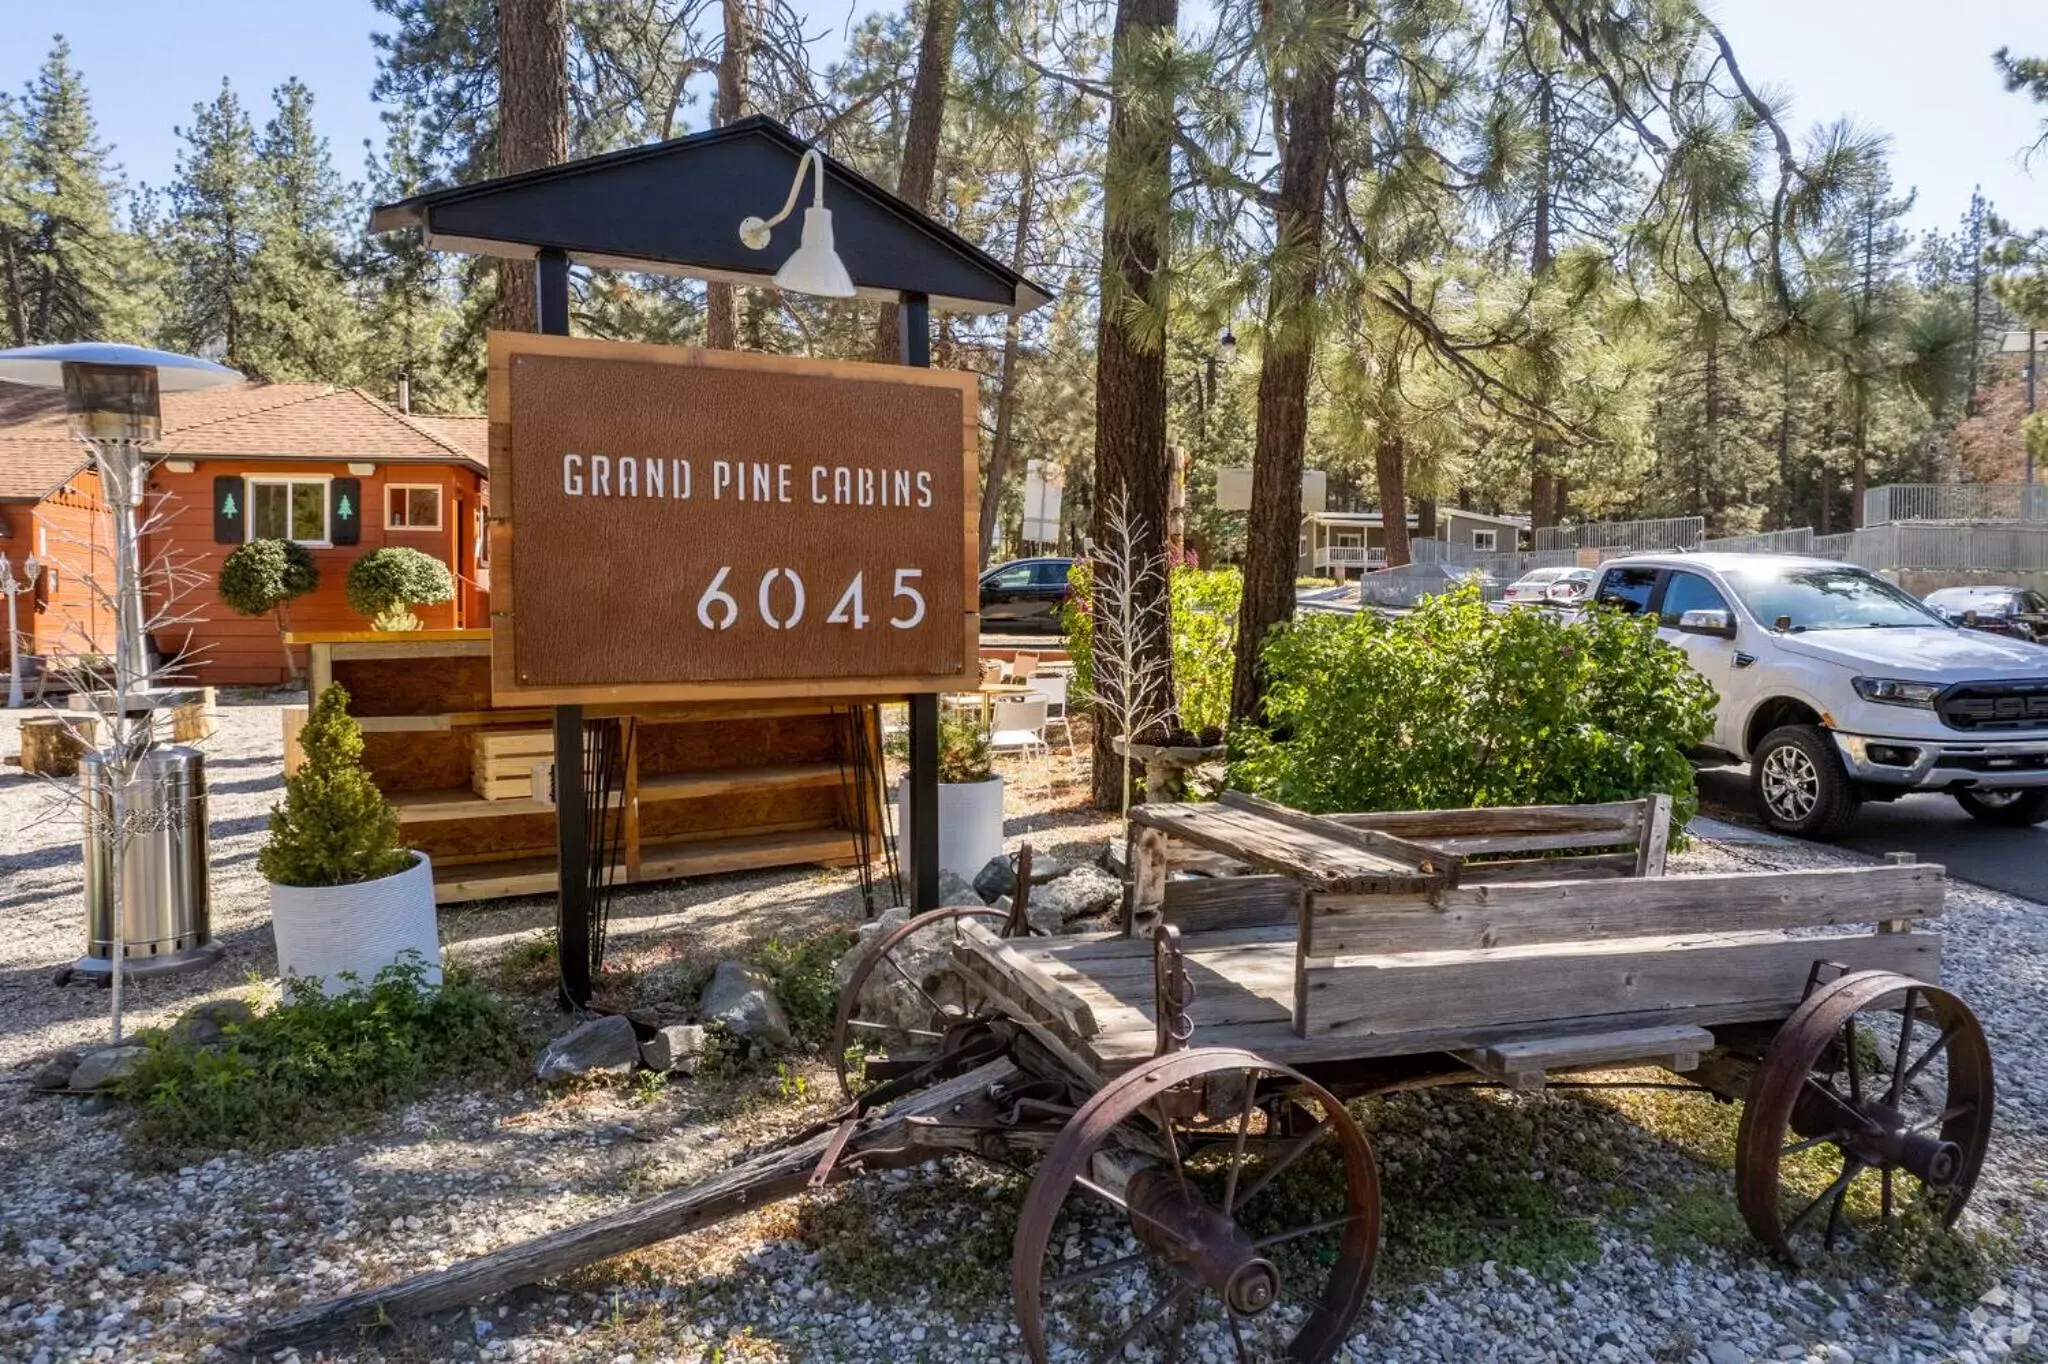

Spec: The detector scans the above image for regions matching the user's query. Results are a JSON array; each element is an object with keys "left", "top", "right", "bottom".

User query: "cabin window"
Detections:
[
  {"left": 247, "top": 477, "right": 328, "bottom": 544},
  {"left": 1471, "top": 529, "right": 1498, "bottom": 552},
  {"left": 386, "top": 484, "right": 444, "bottom": 531}
]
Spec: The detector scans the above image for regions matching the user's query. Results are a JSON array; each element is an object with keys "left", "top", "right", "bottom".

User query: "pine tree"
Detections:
[
  {"left": 244, "top": 79, "right": 362, "bottom": 383},
  {"left": 357, "top": 105, "right": 467, "bottom": 409},
  {"left": 167, "top": 80, "right": 261, "bottom": 369},
  {"left": 5, "top": 39, "right": 144, "bottom": 344}
]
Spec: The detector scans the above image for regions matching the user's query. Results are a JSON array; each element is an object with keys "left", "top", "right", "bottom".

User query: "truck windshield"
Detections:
[{"left": 1722, "top": 565, "right": 1945, "bottom": 632}]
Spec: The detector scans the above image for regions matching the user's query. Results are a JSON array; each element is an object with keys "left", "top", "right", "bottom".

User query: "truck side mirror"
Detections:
[{"left": 1678, "top": 608, "right": 1736, "bottom": 640}]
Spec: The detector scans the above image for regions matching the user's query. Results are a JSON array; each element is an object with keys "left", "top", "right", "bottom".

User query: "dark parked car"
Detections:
[
  {"left": 979, "top": 557, "right": 1074, "bottom": 632},
  {"left": 1923, "top": 586, "right": 2048, "bottom": 643}
]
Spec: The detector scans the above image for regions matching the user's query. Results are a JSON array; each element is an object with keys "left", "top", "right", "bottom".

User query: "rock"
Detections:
[
  {"left": 830, "top": 907, "right": 970, "bottom": 1034},
  {"left": 937, "top": 870, "right": 985, "bottom": 907},
  {"left": 1706, "top": 1343, "right": 1748, "bottom": 1364},
  {"left": 31, "top": 1048, "right": 85, "bottom": 1091},
  {"left": 639, "top": 1024, "right": 707, "bottom": 1075},
  {"left": 169, "top": 998, "right": 256, "bottom": 1047},
  {"left": 1026, "top": 863, "right": 1123, "bottom": 933},
  {"left": 972, "top": 853, "right": 1064, "bottom": 903},
  {"left": 534, "top": 1016, "right": 638, "bottom": 1083},
  {"left": 698, "top": 961, "right": 793, "bottom": 1048},
  {"left": 68, "top": 1044, "right": 147, "bottom": 1092}
]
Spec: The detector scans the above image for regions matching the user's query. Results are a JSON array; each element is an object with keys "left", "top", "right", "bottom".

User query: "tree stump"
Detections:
[
  {"left": 19, "top": 715, "right": 96, "bottom": 777},
  {"left": 170, "top": 688, "right": 217, "bottom": 743}
]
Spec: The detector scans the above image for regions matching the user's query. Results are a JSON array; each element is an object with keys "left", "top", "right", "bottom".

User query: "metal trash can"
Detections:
[{"left": 72, "top": 745, "right": 224, "bottom": 980}]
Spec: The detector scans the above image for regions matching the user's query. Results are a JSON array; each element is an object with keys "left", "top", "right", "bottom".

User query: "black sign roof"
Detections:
[{"left": 370, "top": 116, "right": 1052, "bottom": 317}]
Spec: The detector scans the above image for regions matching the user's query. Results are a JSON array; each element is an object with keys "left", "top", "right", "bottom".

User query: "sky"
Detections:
[{"left": 1, "top": 0, "right": 2042, "bottom": 237}]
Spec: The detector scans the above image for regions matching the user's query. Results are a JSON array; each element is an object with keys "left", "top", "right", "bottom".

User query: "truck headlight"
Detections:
[{"left": 1851, "top": 677, "right": 1943, "bottom": 708}]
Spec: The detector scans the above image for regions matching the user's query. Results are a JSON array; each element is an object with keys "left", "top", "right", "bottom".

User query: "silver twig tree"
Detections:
[{"left": 1087, "top": 491, "right": 1176, "bottom": 814}]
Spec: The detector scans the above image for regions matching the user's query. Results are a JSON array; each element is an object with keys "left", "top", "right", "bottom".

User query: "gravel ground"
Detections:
[{"left": 2, "top": 699, "right": 2045, "bottom": 1363}]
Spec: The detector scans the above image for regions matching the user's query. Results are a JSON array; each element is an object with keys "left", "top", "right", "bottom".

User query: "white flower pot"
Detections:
[
  {"left": 897, "top": 776, "right": 1006, "bottom": 881},
  {"left": 268, "top": 851, "right": 443, "bottom": 997}
]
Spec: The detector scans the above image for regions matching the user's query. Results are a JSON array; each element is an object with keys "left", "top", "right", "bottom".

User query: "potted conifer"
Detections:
[
  {"left": 895, "top": 713, "right": 1004, "bottom": 879},
  {"left": 263, "top": 683, "right": 441, "bottom": 995}
]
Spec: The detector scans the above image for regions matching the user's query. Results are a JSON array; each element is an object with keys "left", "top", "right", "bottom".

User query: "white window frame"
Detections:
[
  {"left": 1471, "top": 528, "right": 1499, "bottom": 552},
  {"left": 385, "top": 482, "right": 445, "bottom": 532},
  {"left": 245, "top": 474, "right": 332, "bottom": 547}
]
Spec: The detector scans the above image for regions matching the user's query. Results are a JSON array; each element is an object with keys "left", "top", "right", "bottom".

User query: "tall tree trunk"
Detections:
[
  {"left": 1851, "top": 385, "right": 1869, "bottom": 529},
  {"left": 1228, "top": 0, "right": 1340, "bottom": 729},
  {"left": 1091, "top": 0, "right": 1179, "bottom": 808},
  {"left": 873, "top": 0, "right": 961, "bottom": 361},
  {"left": 1376, "top": 437, "right": 1410, "bottom": 568},
  {"left": 494, "top": 0, "right": 568, "bottom": 336},
  {"left": 1702, "top": 334, "right": 1722, "bottom": 531},
  {"left": 1528, "top": 78, "right": 1558, "bottom": 532},
  {"left": 705, "top": 0, "right": 751, "bottom": 350},
  {"left": 1773, "top": 352, "right": 1794, "bottom": 530},
  {"left": 976, "top": 164, "right": 1036, "bottom": 565},
  {"left": 1415, "top": 495, "right": 1437, "bottom": 544}
]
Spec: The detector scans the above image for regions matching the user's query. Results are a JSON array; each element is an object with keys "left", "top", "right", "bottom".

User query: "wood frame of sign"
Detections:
[{"left": 486, "top": 332, "right": 981, "bottom": 705}]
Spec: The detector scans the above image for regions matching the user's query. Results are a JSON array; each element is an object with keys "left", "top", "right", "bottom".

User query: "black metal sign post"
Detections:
[
  {"left": 536, "top": 247, "right": 593, "bottom": 1009},
  {"left": 900, "top": 291, "right": 941, "bottom": 913}
]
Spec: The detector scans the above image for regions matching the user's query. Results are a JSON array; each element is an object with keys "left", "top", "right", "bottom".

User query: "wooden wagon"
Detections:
[{"left": 254, "top": 793, "right": 1994, "bottom": 1364}]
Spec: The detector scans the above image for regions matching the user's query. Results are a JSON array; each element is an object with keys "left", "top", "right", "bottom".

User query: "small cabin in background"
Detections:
[{"left": 0, "top": 380, "right": 488, "bottom": 685}]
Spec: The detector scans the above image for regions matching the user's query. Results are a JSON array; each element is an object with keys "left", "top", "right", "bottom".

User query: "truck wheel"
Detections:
[
  {"left": 1953, "top": 789, "right": 2048, "bottom": 826},
  {"left": 1751, "top": 725, "right": 1861, "bottom": 839}
]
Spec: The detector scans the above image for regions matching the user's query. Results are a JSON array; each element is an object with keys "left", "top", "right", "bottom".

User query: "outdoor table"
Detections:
[{"left": 946, "top": 681, "right": 1032, "bottom": 726}]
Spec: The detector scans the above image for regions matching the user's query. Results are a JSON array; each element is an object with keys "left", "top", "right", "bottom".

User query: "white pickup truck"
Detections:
[{"left": 1588, "top": 553, "right": 2048, "bottom": 837}]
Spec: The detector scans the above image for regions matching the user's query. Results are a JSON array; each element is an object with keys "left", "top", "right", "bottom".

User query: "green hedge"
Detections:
[
  {"left": 1061, "top": 564, "right": 1241, "bottom": 740},
  {"left": 1231, "top": 584, "right": 1715, "bottom": 826}
]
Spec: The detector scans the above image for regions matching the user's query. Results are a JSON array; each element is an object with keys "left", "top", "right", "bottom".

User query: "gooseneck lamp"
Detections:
[{"left": 738, "top": 147, "right": 857, "bottom": 299}]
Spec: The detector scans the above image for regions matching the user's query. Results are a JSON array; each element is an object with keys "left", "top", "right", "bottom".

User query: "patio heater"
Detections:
[{"left": 0, "top": 343, "right": 242, "bottom": 996}]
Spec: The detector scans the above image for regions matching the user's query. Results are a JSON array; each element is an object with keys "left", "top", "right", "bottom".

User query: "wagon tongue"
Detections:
[{"left": 1124, "top": 1168, "right": 1282, "bottom": 1317}]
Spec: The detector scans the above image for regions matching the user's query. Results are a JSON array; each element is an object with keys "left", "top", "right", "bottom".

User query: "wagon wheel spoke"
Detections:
[
  {"left": 1881, "top": 1168, "right": 1895, "bottom": 1229},
  {"left": 1221, "top": 1075, "right": 1260, "bottom": 1216},
  {"left": 1885, "top": 987, "right": 1918, "bottom": 1108},
  {"left": 1153, "top": 1098, "right": 1192, "bottom": 1208},
  {"left": 1232, "top": 1116, "right": 1332, "bottom": 1211},
  {"left": 1787, "top": 1159, "right": 1864, "bottom": 1240},
  {"left": 1253, "top": 1212, "right": 1365, "bottom": 1250},
  {"left": 842, "top": 1019, "right": 946, "bottom": 1040},
  {"left": 878, "top": 951, "right": 952, "bottom": 1026},
  {"left": 1782, "top": 1129, "right": 1849, "bottom": 1158},
  {"left": 1843, "top": 1018, "right": 1863, "bottom": 1102},
  {"left": 1907, "top": 1103, "right": 1976, "bottom": 1136},
  {"left": 1088, "top": 1281, "right": 1195, "bottom": 1364},
  {"left": 1045, "top": 1250, "right": 1151, "bottom": 1291},
  {"left": 1896, "top": 1023, "right": 1963, "bottom": 1093},
  {"left": 1072, "top": 1176, "right": 1200, "bottom": 1256}
]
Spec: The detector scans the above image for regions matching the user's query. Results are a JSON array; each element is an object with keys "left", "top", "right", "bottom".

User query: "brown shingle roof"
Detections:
[{"left": 0, "top": 380, "right": 488, "bottom": 497}]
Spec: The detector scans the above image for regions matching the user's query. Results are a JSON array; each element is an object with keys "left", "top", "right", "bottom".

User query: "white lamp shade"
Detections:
[
  {"left": 773, "top": 207, "right": 857, "bottom": 299},
  {"left": 21, "top": 553, "right": 37, "bottom": 582},
  {"left": 0, "top": 342, "right": 241, "bottom": 391}
]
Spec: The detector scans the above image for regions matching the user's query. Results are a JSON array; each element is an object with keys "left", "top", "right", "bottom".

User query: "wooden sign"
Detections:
[{"left": 486, "top": 333, "right": 979, "bottom": 704}]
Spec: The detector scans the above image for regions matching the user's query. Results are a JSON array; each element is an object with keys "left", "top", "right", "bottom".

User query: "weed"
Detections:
[
  {"left": 797, "top": 1165, "right": 1024, "bottom": 1313},
  {"left": 752, "top": 931, "right": 858, "bottom": 1050},
  {"left": 498, "top": 932, "right": 558, "bottom": 994},
  {"left": 1647, "top": 1181, "right": 1747, "bottom": 1260},
  {"left": 632, "top": 1068, "right": 670, "bottom": 1106},
  {"left": 117, "top": 956, "right": 523, "bottom": 1167}
]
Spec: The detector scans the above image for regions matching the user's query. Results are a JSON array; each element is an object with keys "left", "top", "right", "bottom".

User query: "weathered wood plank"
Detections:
[
  {"left": 1460, "top": 1024, "right": 1714, "bottom": 1079},
  {"left": 1216, "top": 791, "right": 1459, "bottom": 881},
  {"left": 1634, "top": 794, "right": 1672, "bottom": 877},
  {"left": 1160, "top": 875, "right": 1302, "bottom": 932},
  {"left": 1125, "top": 825, "right": 1169, "bottom": 933},
  {"left": 954, "top": 920, "right": 1099, "bottom": 1037},
  {"left": 1297, "top": 930, "right": 1938, "bottom": 1042},
  {"left": 1128, "top": 801, "right": 1442, "bottom": 894},
  {"left": 1329, "top": 800, "right": 1647, "bottom": 840},
  {"left": 1457, "top": 853, "right": 1639, "bottom": 885},
  {"left": 1303, "top": 864, "right": 1944, "bottom": 958},
  {"left": 245, "top": 1060, "right": 1020, "bottom": 1351}
]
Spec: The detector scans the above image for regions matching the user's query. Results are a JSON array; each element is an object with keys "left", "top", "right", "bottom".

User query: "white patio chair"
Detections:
[
  {"left": 987, "top": 695, "right": 1050, "bottom": 759},
  {"left": 1006, "top": 650, "right": 1041, "bottom": 683},
  {"left": 1027, "top": 673, "right": 1073, "bottom": 753}
]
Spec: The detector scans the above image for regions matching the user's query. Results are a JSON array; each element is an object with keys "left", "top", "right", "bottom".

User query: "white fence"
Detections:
[
  {"left": 1864, "top": 484, "right": 2048, "bottom": 526},
  {"left": 1534, "top": 516, "right": 1704, "bottom": 554}
]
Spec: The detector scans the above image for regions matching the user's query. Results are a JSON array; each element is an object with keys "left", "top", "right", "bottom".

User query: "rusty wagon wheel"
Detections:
[
  {"left": 831, "top": 905, "right": 1007, "bottom": 1099},
  {"left": 1736, "top": 969, "right": 1994, "bottom": 1263},
  {"left": 1012, "top": 1047, "right": 1380, "bottom": 1364}
]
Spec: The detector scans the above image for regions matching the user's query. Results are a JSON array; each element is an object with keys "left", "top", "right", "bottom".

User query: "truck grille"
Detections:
[{"left": 1938, "top": 681, "right": 2048, "bottom": 731}]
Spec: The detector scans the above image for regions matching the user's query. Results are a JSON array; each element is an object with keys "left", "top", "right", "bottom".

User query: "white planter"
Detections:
[
  {"left": 268, "top": 852, "right": 443, "bottom": 997},
  {"left": 897, "top": 776, "right": 1006, "bottom": 881}
]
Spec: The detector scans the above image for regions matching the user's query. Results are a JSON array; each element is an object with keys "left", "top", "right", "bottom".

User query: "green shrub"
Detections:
[
  {"left": 218, "top": 539, "right": 318, "bottom": 680},
  {"left": 881, "top": 711, "right": 993, "bottom": 782},
  {"left": 344, "top": 546, "right": 454, "bottom": 630},
  {"left": 259, "top": 683, "right": 411, "bottom": 887},
  {"left": 117, "top": 956, "right": 520, "bottom": 1166},
  {"left": 1231, "top": 583, "right": 1715, "bottom": 825},
  {"left": 1062, "top": 561, "right": 1242, "bottom": 738}
]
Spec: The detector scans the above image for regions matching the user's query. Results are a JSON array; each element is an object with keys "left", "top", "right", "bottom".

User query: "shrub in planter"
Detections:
[
  {"left": 344, "top": 546, "right": 454, "bottom": 631},
  {"left": 263, "top": 684, "right": 441, "bottom": 993},
  {"left": 892, "top": 712, "right": 1003, "bottom": 878},
  {"left": 218, "top": 539, "right": 317, "bottom": 682},
  {"left": 1231, "top": 583, "right": 1716, "bottom": 827}
]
